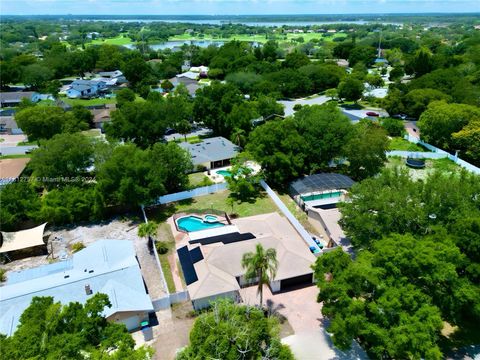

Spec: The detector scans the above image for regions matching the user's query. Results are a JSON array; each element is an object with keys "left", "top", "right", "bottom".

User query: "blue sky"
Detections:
[{"left": 1, "top": 0, "right": 479, "bottom": 15}]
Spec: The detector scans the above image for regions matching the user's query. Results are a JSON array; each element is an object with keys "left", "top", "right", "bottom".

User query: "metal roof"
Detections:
[
  {"left": 0, "top": 240, "right": 153, "bottom": 336},
  {"left": 290, "top": 173, "right": 355, "bottom": 195}
]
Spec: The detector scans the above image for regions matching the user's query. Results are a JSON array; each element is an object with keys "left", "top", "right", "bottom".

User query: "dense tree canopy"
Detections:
[
  {"left": 177, "top": 300, "right": 293, "bottom": 360},
  {"left": 28, "top": 133, "right": 94, "bottom": 189},
  {"left": 0, "top": 294, "right": 152, "bottom": 360}
]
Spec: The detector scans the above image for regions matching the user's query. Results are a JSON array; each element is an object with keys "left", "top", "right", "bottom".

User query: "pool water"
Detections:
[
  {"left": 204, "top": 215, "right": 218, "bottom": 222},
  {"left": 177, "top": 216, "right": 225, "bottom": 232},
  {"left": 301, "top": 191, "right": 343, "bottom": 202},
  {"left": 216, "top": 170, "right": 232, "bottom": 177}
]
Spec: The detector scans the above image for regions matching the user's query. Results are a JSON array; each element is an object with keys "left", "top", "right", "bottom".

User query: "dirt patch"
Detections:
[{"left": 152, "top": 302, "right": 196, "bottom": 360}]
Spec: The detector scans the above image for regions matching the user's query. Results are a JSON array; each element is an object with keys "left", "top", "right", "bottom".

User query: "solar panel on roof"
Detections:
[
  {"left": 177, "top": 246, "right": 198, "bottom": 285},
  {"left": 189, "top": 247, "right": 204, "bottom": 263}
]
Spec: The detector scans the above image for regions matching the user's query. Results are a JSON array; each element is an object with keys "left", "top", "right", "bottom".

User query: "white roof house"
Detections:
[{"left": 0, "top": 240, "right": 153, "bottom": 335}]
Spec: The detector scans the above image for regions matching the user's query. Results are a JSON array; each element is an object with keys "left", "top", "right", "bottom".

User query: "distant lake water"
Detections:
[
  {"left": 123, "top": 40, "right": 225, "bottom": 50},
  {"left": 97, "top": 19, "right": 401, "bottom": 26}
]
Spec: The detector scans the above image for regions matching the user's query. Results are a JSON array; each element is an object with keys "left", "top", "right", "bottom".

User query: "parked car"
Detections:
[
  {"left": 164, "top": 128, "right": 176, "bottom": 135},
  {"left": 366, "top": 111, "right": 380, "bottom": 117}
]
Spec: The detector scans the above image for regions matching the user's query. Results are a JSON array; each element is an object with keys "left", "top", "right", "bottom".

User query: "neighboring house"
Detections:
[
  {"left": 97, "top": 70, "right": 127, "bottom": 84},
  {"left": 178, "top": 136, "right": 240, "bottom": 170},
  {"left": 91, "top": 104, "right": 115, "bottom": 130},
  {"left": 66, "top": 80, "right": 107, "bottom": 99},
  {"left": 0, "top": 240, "right": 154, "bottom": 336},
  {"left": 177, "top": 71, "right": 199, "bottom": 81},
  {"left": 0, "top": 116, "right": 23, "bottom": 135},
  {"left": 189, "top": 65, "right": 209, "bottom": 77},
  {"left": 177, "top": 213, "right": 316, "bottom": 310},
  {"left": 0, "top": 158, "right": 31, "bottom": 187},
  {"left": 290, "top": 173, "right": 355, "bottom": 210},
  {"left": 168, "top": 76, "right": 201, "bottom": 97},
  {"left": 0, "top": 92, "right": 39, "bottom": 108}
]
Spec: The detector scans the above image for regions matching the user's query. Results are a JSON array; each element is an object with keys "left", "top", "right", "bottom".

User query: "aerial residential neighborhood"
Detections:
[{"left": 1, "top": 3, "right": 480, "bottom": 360}]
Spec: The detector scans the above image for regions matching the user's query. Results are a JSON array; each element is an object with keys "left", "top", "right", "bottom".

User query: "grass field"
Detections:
[
  {"left": 61, "top": 96, "right": 116, "bottom": 107},
  {"left": 168, "top": 32, "right": 347, "bottom": 45},
  {"left": 89, "top": 35, "right": 133, "bottom": 46},
  {"left": 388, "top": 137, "right": 427, "bottom": 152},
  {"left": 187, "top": 172, "right": 214, "bottom": 188}
]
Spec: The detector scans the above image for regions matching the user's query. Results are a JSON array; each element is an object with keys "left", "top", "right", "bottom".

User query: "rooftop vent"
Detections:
[{"left": 85, "top": 284, "right": 93, "bottom": 295}]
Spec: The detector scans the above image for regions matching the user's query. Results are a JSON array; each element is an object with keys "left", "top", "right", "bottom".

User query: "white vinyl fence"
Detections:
[
  {"left": 151, "top": 182, "right": 228, "bottom": 205},
  {"left": 402, "top": 135, "right": 480, "bottom": 175}
]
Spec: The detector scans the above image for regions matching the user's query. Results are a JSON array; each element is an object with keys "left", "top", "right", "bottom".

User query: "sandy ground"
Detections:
[{"left": 1, "top": 218, "right": 168, "bottom": 299}]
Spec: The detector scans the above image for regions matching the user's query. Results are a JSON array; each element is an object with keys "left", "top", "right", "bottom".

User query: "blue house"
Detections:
[{"left": 67, "top": 80, "right": 107, "bottom": 99}]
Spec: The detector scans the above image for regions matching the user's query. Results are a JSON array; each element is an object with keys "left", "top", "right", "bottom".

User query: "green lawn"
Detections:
[
  {"left": 17, "top": 140, "right": 37, "bottom": 146},
  {"left": 61, "top": 96, "right": 116, "bottom": 107},
  {"left": 155, "top": 222, "right": 177, "bottom": 293},
  {"left": 0, "top": 154, "right": 31, "bottom": 159},
  {"left": 169, "top": 32, "right": 347, "bottom": 45},
  {"left": 389, "top": 137, "right": 427, "bottom": 152},
  {"left": 188, "top": 172, "right": 214, "bottom": 189},
  {"left": 386, "top": 156, "right": 462, "bottom": 180},
  {"left": 89, "top": 35, "right": 133, "bottom": 46}
]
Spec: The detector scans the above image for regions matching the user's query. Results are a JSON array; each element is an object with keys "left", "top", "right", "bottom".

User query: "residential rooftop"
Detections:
[
  {"left": 0, "top": 240, "right": 153, "bottom": 336},
  {"left": 178, "top": 136, "right": 240, "bottom": 166}
]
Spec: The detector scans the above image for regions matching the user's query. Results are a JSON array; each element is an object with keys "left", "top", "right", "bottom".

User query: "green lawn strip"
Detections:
[
  {"left": 431, "top": 157, "right": 461, "bottom": 173},
  {"left": 276, "top": 192, "right": 317, "bottom": 234},
  {"left": 61, "top": 97, "right": 116, "bottom": 107},
  {"left": 0, "top": 154, "right": 31, "bottom": 159},
  {"left": 176, "top": 259, "right": 187, "bottom": 289},
  {"left": 155, "top": 222, "right": 177, "bottom": 293},
  {"left": 388, "top": 137, "right": 427, "bottom": 152},
  {"left": 159, "top": 254, "right": 176, "bottom": 293},
  {"left": 17, "top": 140, "right": 37, "bottom": 146}
]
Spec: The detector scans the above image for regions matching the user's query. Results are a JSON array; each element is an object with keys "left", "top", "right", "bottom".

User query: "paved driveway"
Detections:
[
  {"left": 279, "top": 95, "right": 329, "bottom": 117},
  {"left": 240, "top": 285, "right": 368, "bottom": 360}
]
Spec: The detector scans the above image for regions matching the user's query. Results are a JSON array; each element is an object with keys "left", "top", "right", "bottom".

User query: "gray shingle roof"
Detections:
[
  {"left": 178, "top": 137, "right": 240, "bottom": 165},
  {"left": 0, "top": 92, "right": 35, "bottom": 104}
]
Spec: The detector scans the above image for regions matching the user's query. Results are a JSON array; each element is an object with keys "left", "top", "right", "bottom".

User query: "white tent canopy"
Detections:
[{"left": 0, "top": 223, "right": 47, "bottom": 254}]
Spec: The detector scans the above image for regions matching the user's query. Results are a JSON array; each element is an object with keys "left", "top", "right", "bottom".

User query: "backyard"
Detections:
[
  {"left": 388, "top": 137, "right": 428, "bottom": 152},
  {"left": 386, "top": 156, "right": 462, "bottom": 180}
]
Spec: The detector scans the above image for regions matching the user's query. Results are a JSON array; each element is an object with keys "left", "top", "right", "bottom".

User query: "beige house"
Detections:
[{"left": 177, "top": 213, "right": 316, "bottom": 310}]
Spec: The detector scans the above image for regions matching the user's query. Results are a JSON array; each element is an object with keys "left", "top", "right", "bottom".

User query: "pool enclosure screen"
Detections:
[{"left": 290, "top": 173, "right": 355, "bottom": 196}]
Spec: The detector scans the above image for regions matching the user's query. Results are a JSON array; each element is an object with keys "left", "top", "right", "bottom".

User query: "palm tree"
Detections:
[
  {"left": 241, "top": 244, "right": 278, "bottom": 308},
  {"left": 138, "top": 222, "right": 157, "bottom": 239}
]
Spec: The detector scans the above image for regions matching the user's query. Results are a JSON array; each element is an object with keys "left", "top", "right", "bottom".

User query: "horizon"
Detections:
[{"left": 2, "top": 0, "right": 480, "bottom": 16}]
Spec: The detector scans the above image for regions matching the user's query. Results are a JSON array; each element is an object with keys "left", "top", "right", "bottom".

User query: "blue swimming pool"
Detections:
[
  {"left": 216, "top": 170, "right": 232, "bottom": 177},
  {"left": 177, "top": 216, "right": 226, "bottom": 232}
]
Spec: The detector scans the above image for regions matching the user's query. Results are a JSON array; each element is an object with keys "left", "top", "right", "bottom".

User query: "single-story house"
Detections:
[
  {"left": 177, "top": 213, "right": 316, "bottom": 310},
  {"left": 177, "top": 71, "right": 200, "bottom": 81},
  {"left": 0, "top": 240, "right": 154, "bottom": 336},
  {"left": 0, "top": 116, "right": 22, "bottom": 134},
  {"left": 0, "top": 158, "right": 31, "bottom": 187},
  {"left": 189, "top": 65, "right": 209, "bottom": 77},
  {"left": 97, "top": 70, "right": 127, "bottom": 84},
  {"left": 91, "top": 104, "right": 115, "bottom": 130},
  {"left": 0, "top": 92, "right": 39, "bottom": 107},
  {"left": 290, "top": 173, "right": 355, "bottom": 210},
  {"left": 168, "top": 76, "right": 201, "bottom": 97},
  {"left": 178, "top": 136, "right": 240, "bottom": 170},
  {"left": 66, "top": 80, "right": 107, "bottom": 99}
]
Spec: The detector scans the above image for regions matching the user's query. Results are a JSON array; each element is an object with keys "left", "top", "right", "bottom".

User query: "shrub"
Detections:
[
  {"left": 0, "top": 268, "right": 7, "bottom": 282},
  {"left": 155, "top": 241, "right": 169, "bottom": 255},
  {"left": 71, "top": 242, "right": 86, "bottom": 253}
]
